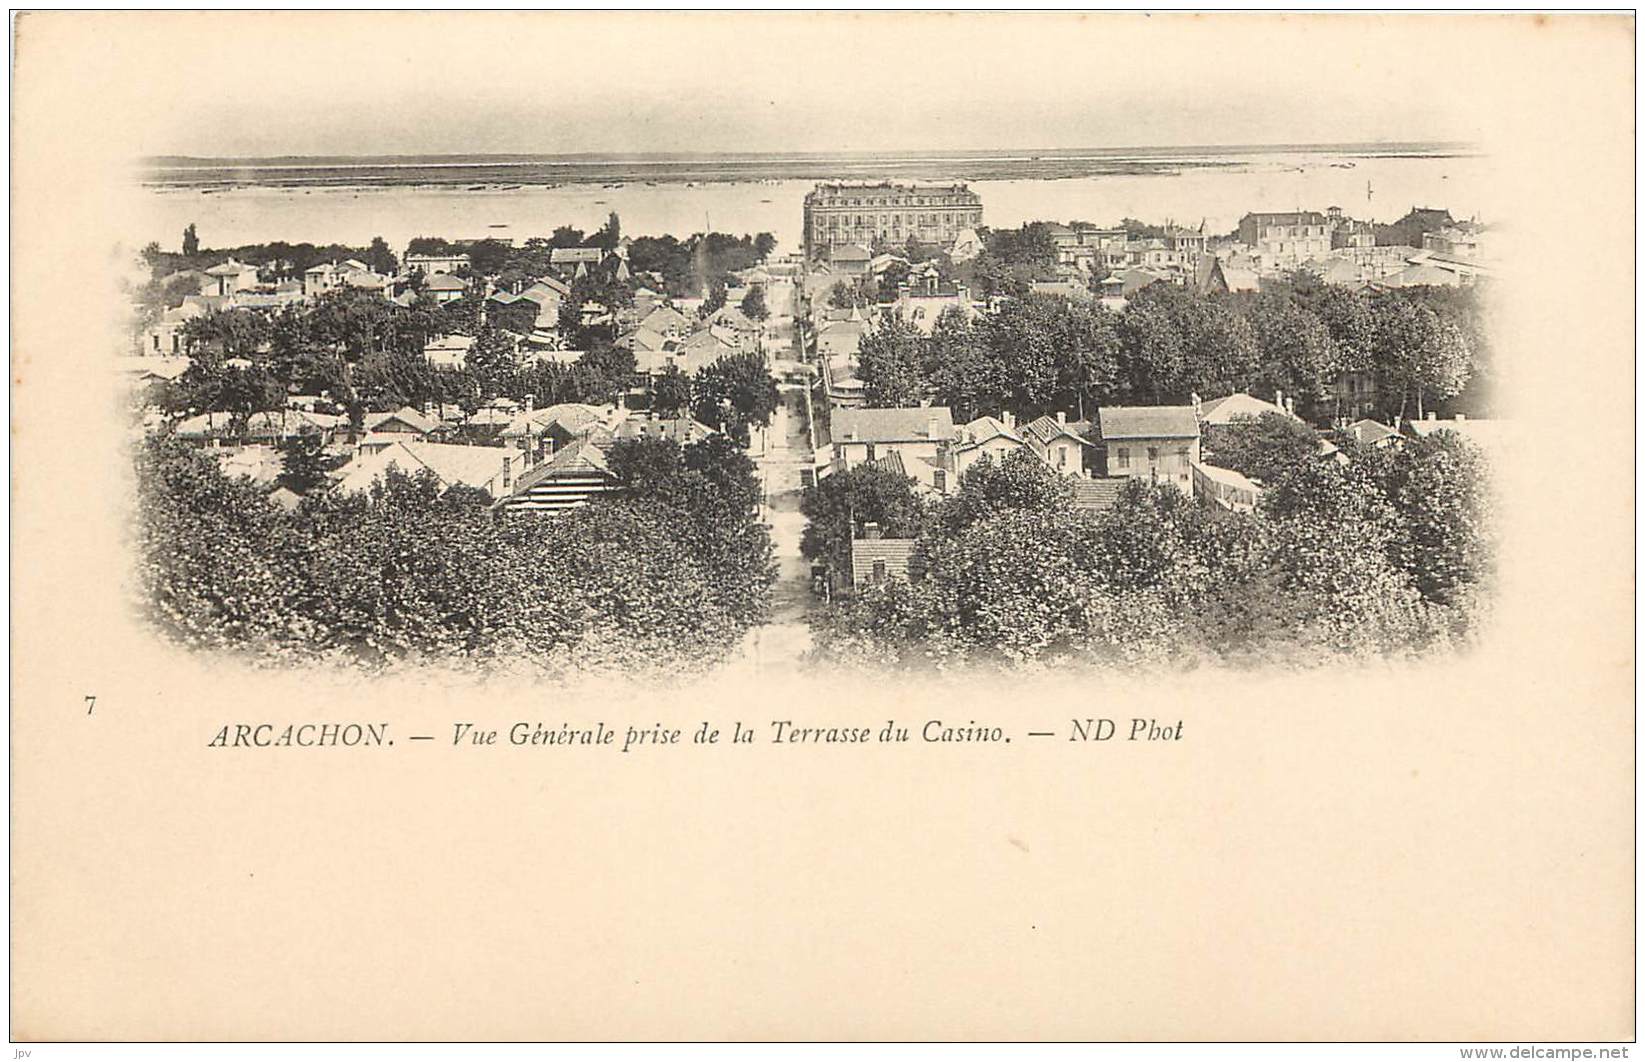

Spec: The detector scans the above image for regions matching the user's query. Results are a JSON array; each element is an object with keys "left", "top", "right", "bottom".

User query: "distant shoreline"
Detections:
[{"left": 139, "top": 142, "right": 1480, "bottom": 191}]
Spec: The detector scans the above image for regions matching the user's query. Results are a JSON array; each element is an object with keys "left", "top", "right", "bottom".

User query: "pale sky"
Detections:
[{"left": 22, "top": 11, "right": 1538, "bottom": 159}]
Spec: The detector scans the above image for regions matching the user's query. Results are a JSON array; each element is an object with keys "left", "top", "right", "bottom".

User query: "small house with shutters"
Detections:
[{"left": 1096, "top": 405, "right": 1201, "bottom": 494}]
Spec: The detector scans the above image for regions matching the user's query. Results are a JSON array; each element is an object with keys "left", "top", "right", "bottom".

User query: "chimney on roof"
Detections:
[
  {"left": 1002, "top": 410, "right": 1015, "bottom": 431},
  {"left": 1056, "top": 410, "right": 1066, "bottom": 425},
  {"left": 1285, "top": 397, "right": 1296, "bottom": 416},
  {"left": 927, "top": 413, "right": 940, "bottom": 439},
  {"left": 1274, "top": 389, "right": 1284, "bottom": 410},
  {"left": 957, "top": 283, "right": 971, "bottom": 305},
  {"left": 1454, "top": 412, "right": 1466, "bottom": 422},
  {"left": 862, "top": 521, "right": 882, "bottom": 540},
  {"left": 525, "top": 393, "right": 535, "bottom": 413},
  {"left": 1426, "top": 411, "right": 1437, "bottom": 421},
  {"left": 1191, "top": 391, "right": 1203, "bottom": 418}
]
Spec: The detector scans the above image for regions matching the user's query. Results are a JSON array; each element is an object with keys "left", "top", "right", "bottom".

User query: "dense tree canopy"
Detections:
[
  {"left": 811, "top": 427, "right": 1494, "bottom": 670},
  {"left": 135, "top": 434, "right": 774, "bottom": 674},
  {"left": 852, "top": 279, "right": 1489, "bottom": 426}
]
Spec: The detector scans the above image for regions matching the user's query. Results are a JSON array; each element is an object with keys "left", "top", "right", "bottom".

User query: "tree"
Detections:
[
  {"left": 1373, "top": 291, "right": 1472, "bottom": 419},
  {"left": 799, "top": 463, "right": 927, "bottom": 567},
  {"left": 651, "top": 364, "right": 692, "bottom": 417},
  {"left": 700, "top": 279, "right": 728, "bottom": 318},
  {"left": 982, "top": 296, "right": 1073, "bottom": 415},
  {"left": 940, "top": 449, "right": 1074, "bottom": 532},
  {"left": 465, "top": 326, "right": 517, "bottom": 401},
  {"left": 591, "top": 211, "right": 622, "bottom": 252},
  {"left": 926, "top": 306, "right": 1004, "bottom": 423},
  {"left": 691, "top": 351, "right": 778, "bottom": 445},
  {"left": 856, "top": 314, "right": 927, "bottom": 408},
  {"left": 877, "top": 259, "right": 911, "bottom": 298},
  {"left": 1243, "top": 292, "right": 1339, "bottom": 414},
  {"left": 827, "top": 281, "right": 858, "bottom": 311},
  {"left": 134, "top": 432, "right": 776, "bottom": 674},
  {"left": 279, "top": 431, "right": 332, "bottom": 494},
  {"left": 182, "top": 223, "right": 199, "bottom": 257},
  {"left": 1202, "top": 412, "right": 1321, "bottom": 484},
  {"left": 366, "top": 236, "right": 398, "bottom": 275},
  {"left": 738, "top": 284, "right": 769, "bottom": 322},
  {"left": 465, "top": 239, "right": 511, "bottom": 277},
  {"left": 983, "top": 222, "right": 1058, "bottom": 269},
  {"left": 1118, "top": 287, "right": 1189, "bottom": 403},
  {"left": 1364, "top": 431, "right": 1494, "bottom": 606},
  {"left": 547, "top": 226, "right": 585, "bottom": 250}
]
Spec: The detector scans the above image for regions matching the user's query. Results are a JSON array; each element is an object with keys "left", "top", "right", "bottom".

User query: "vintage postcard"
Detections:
[{"left": 9, "top": 10, "right": 1636, "bottom": 1048}]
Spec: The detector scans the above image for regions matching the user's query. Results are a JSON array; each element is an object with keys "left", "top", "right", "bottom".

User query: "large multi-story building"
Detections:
[
  {"left": 1236, "top": 211, "right": 1334, "bottom": 265},
  {"left": 803, "top": 182, "right": 983, "bottom": 261}
]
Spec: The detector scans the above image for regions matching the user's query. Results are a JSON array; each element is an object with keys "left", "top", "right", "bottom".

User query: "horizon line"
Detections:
[{"left": 144, "top": 140, "right": 1480, "bottom": 166}]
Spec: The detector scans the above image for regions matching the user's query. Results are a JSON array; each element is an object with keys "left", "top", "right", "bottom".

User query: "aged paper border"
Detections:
[{"left": 9, "top": 11, "right": 1636, "bottom": 1043}]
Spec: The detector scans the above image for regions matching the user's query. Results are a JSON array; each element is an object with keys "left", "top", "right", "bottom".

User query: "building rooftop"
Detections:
[
  {"left": 1020, "top": 414, "right": 1091, "bottom": 447},
  {"left": 850, "top": 536, "right": 921, "bottom": 585},
  {"left": 1349, "top": 419, "right": 1403, "bottom": 446},
  {"left": 550, "top": 247, "right": 605, "bottom": 264},
  {"left": 957, "top": 415, "right": 1025, "bottom": 449},
  {"left": 1097, "top": 406, "right": 1201, "bottom": 441},
  {"left": 1070, "top": 477, "right": 1127, "bottom": 512},
  {"left": 1200, "top": 392, "right": 1292, "bottom": 425},
  {"left": 833, "top": 406, "right": 956, "bottom": 444}
]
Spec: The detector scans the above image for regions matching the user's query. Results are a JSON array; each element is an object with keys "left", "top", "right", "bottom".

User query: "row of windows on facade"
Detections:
[
  {"left": 815, "top": 195, "right": 976, "bottom": 208},
  {"left": 1112, "top": 445, "right": 1191, "bottom": 469},
  {"left": 817, "top": 213, "right": 977, "bottom": 230}
]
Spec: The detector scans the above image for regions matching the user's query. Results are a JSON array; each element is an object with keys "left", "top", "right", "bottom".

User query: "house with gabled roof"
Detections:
[
  {"left": 1347, "top": 418, "right": 1403, "bottom": 449},
  {"left": 827, "top": 242, "right": 873, "bottom": 277},
  {"left": 497, "top": 439, "right": 621, "bottom": 513},
  {"left": 1019, "top": 412, "right": 1093, "bottom": 477},
  {"left": 830, "top": 406, "right": 957, "bottom": 475},
  {"left": 363, "top": 405, "right": 440, "bottom": 439},
  {"left": 952, "top": 414, "right": 1029, "bottom": 480},
  {"left": 1095, "top": 405, "right": 1201, "bottom": 494},
  {"left": 680, "top": 328, "right": 737, "bottom": 373},
  {"left": 867, "top": 449, "right": 952, "bottom": 496},
  {"left": 498, "top": 402, "right": 617, "bottom": 463},
  {"left": 1198, "top": 390, "right": 1297, "bottom": 426},
  {"left": 612, "top": 413, "right": 716, "bottom": 447},
  {"left": 637, "top": 304, "right": 693, "bottom": 341},
  {"left": 202, "top": 258, "right": 261, "bottom": 296},
  {"left": 421, "top": 272, "right": 469, "bottom": 304}
]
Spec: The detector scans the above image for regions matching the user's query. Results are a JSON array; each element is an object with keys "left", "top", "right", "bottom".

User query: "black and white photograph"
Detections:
[{"left": 119, "top": 25, "right": 1502, "bottom": 680}]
